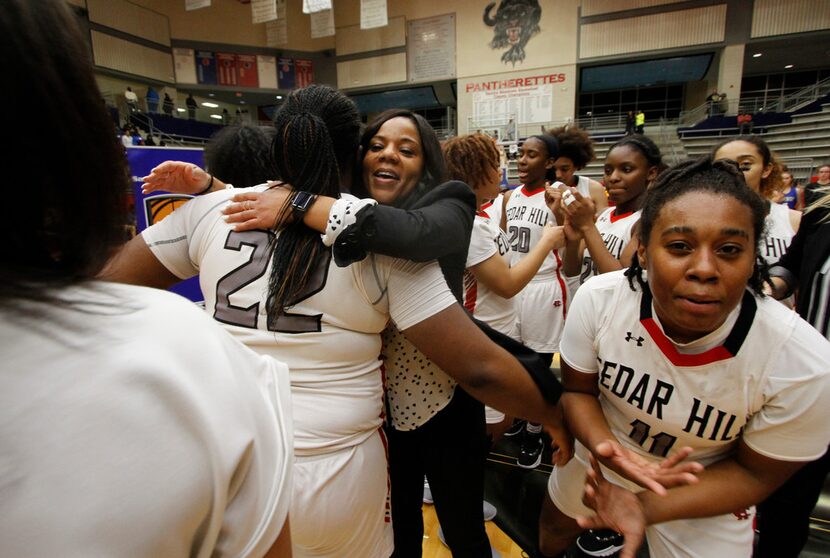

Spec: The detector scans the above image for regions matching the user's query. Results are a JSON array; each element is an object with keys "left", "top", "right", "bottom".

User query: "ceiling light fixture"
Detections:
[
  {"left": 753, "top": 53, "right": 762, "bottom": 58},
  {"left": 202, "top": 102, "right": 219, "bottom": 108},
  {"left": 785, "top": 64, "right": 794, "bottom": 69},
  {"left": 210, "top": 114, "right": 223, "bottom": 120},
  {"left": 176, "top": 107, "right": 186, "bottom": 112}
]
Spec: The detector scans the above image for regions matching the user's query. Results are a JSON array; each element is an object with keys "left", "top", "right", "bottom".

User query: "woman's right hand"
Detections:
[
  {"left": 223, "top": 183, "right": 292, "bottom": 232},
  {"left": 563, "top": 191, "right": 596, "bottom": 232},
  {"left": 141, "top": 161, "right": 211, "bottom": 195},
  {"left": 540, "top": 222, "right": 566, "bottom": 251}
]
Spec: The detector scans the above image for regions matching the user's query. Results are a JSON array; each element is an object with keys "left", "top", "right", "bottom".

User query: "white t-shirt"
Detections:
[
  {"left": 141, "top": 187, "right": 456, "bottom": 454},
  {"left": 464, "top": 213, "right": 518, "bottom": 337},
  {"left": 0, "top": 282, "right": 292, "bottom": 558},
  {"left": 562, "top": 270, "right": 830, "bottom": 477}
]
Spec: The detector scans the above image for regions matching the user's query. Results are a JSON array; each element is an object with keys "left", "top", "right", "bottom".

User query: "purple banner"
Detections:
[{"left": 126, "top": 146, "right": 205, "bottom": 303}]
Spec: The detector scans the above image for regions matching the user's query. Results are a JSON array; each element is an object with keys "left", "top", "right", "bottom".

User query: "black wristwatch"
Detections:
[{"left": 291, "top": 191, "right": 318, "bottom": 222}]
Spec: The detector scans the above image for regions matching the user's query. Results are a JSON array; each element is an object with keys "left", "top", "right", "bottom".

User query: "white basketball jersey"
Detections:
[
  {"left": 575, "top": 174, "right": 592, "bottom": 197},
  {"left": 576, "top": 207, "right": 641, "bottom": 286},
  {"left": 480, "top": 193, "right": 503, "bottom": 226},
  {"left": 562, "top": 270, "right": 830, "bottom": 470},
  {"left": 762, "top": 202, "right": 795, "bottom": 265},
  {"left": 142, "top": 187, "right": 455, "bottom": 456},
  {"left": 504, "top": 185, "right": 562, "bottom": 276},
  {"left": 464, "top": 213, "right": 518, "bottom": 337}
]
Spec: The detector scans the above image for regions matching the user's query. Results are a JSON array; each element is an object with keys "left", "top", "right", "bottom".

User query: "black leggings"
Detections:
[{"left": 386, "top": 386, "right": 491, "bottom": 558}]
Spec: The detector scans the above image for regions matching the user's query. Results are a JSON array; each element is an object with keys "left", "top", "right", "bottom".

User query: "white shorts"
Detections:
[
  {"left": 547, "top": 446, "right": 754, "bottom": 558},
  {"left": 516, "top": 277, "right": 567, "bottom": 353},
  {"left": 291, "top": 430, "right": 393, "bottom": 558}
]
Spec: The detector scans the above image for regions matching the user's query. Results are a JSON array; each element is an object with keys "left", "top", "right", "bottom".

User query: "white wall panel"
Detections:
[
  {"left": 335, "top": 16, "right": 406, "bottom": 56},
  {"left": 580, "top": 5, "right": 726, "bottom": 58},
  {"left": 337, "top": 53, "right": 407, "bottom": 89},
  {"left": 581, "top": 0, "right": 691, "bottom": 17},
  {"left": 91, "top": 30, "right": 175, "bottom": 82},
  {"left": 87, "top": 0, "right": 170, "bottom": 47},
  {"left": 751, "top": 0, "right": 830, "bottom": 37}
]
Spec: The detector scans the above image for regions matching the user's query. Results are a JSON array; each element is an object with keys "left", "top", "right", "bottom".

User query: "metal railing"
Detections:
[
  {"left": 679, "top": 77, "right": 830, "bottom": 127},
  {"left": 779, "top": 76, "right": 830, "bottom": 113}
]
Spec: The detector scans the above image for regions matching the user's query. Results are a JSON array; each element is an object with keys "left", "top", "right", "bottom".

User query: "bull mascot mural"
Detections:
[{"left": 483, "top": 0, "right": 541, "bottom": 66}]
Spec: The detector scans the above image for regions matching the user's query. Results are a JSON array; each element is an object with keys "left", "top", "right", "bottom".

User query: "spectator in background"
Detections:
[
  {"left": 186, "top": 93, "right": 197, "bottom": 120},
  {"left": 121, "top": 127, "right": 133, "bottom": 148},
  {"left": 805, "top": 163, "right": 830, "bottom": 206},
  {"left": 706, "top": 89, "right": 722, "bottom": 116},
  {"left": 635, "top": 110, "right": 645, "bottom": 134},
  {"left": 163, "top": 92, "right": 174, "bottom": 116},
  {"left": 625, "top": 110, "right": 635, "bottom": 135},
  {"left": 737, "top": 111, "right": 753, "bottom": 135},
  {"left": 124, "top": 86, "right": 138, "bottom": 113},
  {"left": 222, "top": 108, "right": 229, "bottom": 125},
  {"left": 777, "top": 169, "right": 803, "bottom": 210},
  {"left": 146, "top": 86, "right": 159, "bottom": 113}
]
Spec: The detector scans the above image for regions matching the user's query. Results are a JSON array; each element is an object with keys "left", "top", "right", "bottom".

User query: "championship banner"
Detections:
[
  {"left": 295, "top": 58, "right": 314, "bottom": 88},
  {"left": 196, "top": 51, "right": 217, "bottom": 85},
  {"left": 126, "top": 146, "right": 205, "bottom": 303},
  {"left": 278, "top": 57, "right": 296, "bottom": 89},
  {"left": 216, "top": 52, "right": 238, "bottom": 86},
  {"left": 237, "top": 54, "right": 259, "bottom": 87}
]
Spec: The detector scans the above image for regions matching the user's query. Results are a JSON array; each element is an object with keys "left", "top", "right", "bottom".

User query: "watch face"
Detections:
[{"left": 292, "top": 191, "right": 316, "bottom": 212}]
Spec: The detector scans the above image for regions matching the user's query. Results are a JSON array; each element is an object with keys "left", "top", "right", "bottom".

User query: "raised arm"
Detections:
[
  {"left": 141, "top": 161, "right": 229, "bottom": 195},
  {"left": 225, "top": 181, "right": 476, "bottom": 265},
  {"left": 471, "top": 223, "right": 565, "bottom": 298}
]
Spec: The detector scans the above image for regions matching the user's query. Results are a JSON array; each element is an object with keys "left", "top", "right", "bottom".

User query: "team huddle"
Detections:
[{"left": 3, "top": 2, "right": 830, "bottom": 558}]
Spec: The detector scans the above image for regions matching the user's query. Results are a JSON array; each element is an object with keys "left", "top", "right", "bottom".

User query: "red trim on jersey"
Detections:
[
  {"left": 553, "top": 249, "right": 567, "bottom": 319},
  {"left": 522, "top": 184, "right": 546, "bottom": 196},
  {"left": 464, "top": 278, "right": 478, "bottom": 314},
  {"left": 609, "top": 210, "right": 635, "bottom": 223},
  {"left": 476, "top": 210, "right": 489, "bottom": 217},
  {"left": 640, "top": 317, "right": 734, "bottom": 366},
  {"left": 480, "top": 199, "right": 494, "bottom": 214},
  {"left": 638, "top": 287, "right": 756, "bottom": 366}
]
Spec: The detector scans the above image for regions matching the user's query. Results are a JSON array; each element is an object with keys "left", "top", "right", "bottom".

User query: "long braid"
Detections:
[{"left": 264, "top": 85, "right": 360, "bottom": 324}]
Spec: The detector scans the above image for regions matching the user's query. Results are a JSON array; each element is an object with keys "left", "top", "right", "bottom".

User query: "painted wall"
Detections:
[
  {"left": 130, "top": 0, "right": 335, "bottom": 51},
  {"left": 333, "top": 0, "right": 578, "bottom": 79}
]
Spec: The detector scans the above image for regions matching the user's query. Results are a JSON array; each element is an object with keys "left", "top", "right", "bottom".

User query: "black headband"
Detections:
[{"left": 526, "top": 134, "right": 559, "bottom": 160}]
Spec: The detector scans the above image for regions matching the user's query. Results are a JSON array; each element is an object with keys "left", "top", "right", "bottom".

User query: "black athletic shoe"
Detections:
[
  {"left": 576, "top": 529, "right": 624, "bottom": 557},
  {"left": 503, "top": 419, "right": 526, "bottom": 437},
  {"left": 517, "top": 435, "right": 543, "bottom": 469}
]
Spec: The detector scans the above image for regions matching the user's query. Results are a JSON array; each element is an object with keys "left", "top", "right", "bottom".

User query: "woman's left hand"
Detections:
[
  {"left": 577, "top": 455, "right": 647, "bottom": 558},
  {"left": 223, "top": 182, "right": 291, "bottom": 231},
  {"left": 544, "top": 402, "right": 574, "bottom": 467},
  {"left": 594, "top": 440, "right": 704, "bottom": 495}
]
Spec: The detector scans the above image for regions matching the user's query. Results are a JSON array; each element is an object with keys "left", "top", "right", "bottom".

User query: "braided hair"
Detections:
[
  {"left": 265, "top": 85, "right": 361, "bottom": 324},
  {"left": 442, "top": 133, "right": 500, "bottom": 190},
  {"left": 624, "top": 156, "right": 770, "bottom": 296}
]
